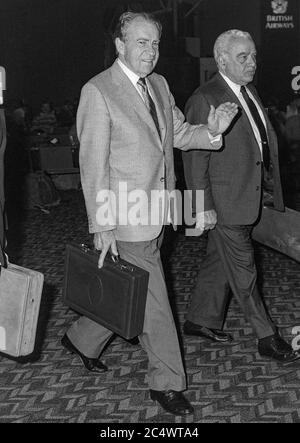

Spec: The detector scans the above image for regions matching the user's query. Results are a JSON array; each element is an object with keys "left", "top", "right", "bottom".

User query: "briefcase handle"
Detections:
[
  {"left": 79, "top": 243, "right": 135, "bottom": 272},
  {"left": 79, "top": 243, "right": 119, "bottom": 261}
]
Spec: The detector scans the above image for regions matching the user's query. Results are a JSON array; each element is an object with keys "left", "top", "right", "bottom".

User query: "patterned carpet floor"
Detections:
[{"left": 1, "top": 190, "right": 300, "bottom": 423}]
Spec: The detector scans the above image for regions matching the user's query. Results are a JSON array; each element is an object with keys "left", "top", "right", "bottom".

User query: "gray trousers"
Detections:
[
  {"left": 67, "top": 235, "right": 186, "bottom": 391},
  {"left": 187, "top": 224, "right": 276, "bottom": 339}
]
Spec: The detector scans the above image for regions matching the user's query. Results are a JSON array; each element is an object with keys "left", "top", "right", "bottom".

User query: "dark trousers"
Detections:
[{"left": 186, "top": 224, "right": 276, "bottom": 339}]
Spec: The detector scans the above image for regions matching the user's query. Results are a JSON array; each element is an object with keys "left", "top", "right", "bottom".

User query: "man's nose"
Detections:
[
  {"left": 248, "top": 56, "right": 256, "bottom": 66},
  {"left": 146, "top": 45, "right": 157, "bottom": 56}
]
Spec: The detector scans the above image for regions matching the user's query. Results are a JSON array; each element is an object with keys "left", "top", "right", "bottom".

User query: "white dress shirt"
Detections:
[
  {"left": 220, "top": 72, "right": 268, "bottom": 158},
  {"left": 117, "top": 59, "right": 149, "bottom": 102},
  {"left": 117, "top": 58, "right": 220, "bottom": 143}
]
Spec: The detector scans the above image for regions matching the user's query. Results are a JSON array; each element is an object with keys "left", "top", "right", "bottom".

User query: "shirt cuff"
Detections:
[{"left": 207, "top": 131, "right": 222, "bottom": 143}]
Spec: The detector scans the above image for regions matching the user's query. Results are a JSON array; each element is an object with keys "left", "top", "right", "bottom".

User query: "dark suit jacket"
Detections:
[
  {"left": 0, "top": 108, "right": 6, "bottom": 265},
  {"left": 183, "top": 73, "right": 284, "bottom": 226}
]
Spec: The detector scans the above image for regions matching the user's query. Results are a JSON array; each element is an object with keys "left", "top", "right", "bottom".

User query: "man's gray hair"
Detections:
[
  {"left": 214, "top": 30, "right": 253, "bottom": 66},
  {"left": 113, "top": 11, "right": 162, "bottom": 43}
]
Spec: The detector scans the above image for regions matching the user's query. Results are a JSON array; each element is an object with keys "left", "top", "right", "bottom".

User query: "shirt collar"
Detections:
[
  {"left": 219, "top": 72, "right": 243, "bottom": 97},
  {"left": 117, "top": 58, "right": 140, "bottom": 86}
]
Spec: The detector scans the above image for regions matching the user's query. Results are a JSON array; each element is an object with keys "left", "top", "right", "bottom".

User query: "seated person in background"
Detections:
[
  {"left": 31, "top": 101, "right": 57, "bottom": 135},
  {"left": 284, "top": 99, "right": 300, "bottom": 146},
  {"left": 57, "top": 100, "right": 74, "bottom": 127},
  {"left": 283, "top": 101, "right": 300, "bottom": 197},
  {"left": 68, "top": 122, "right": 79, "bottom": 146},
  {"left": 11, "top": 99, "right": 28, "bottom": 133},
  {"left": 265, "top": 98, "right": 288, "bottom": 186},
  {"left": 266, "top": 97, "right": 286, "bottom": 140}
]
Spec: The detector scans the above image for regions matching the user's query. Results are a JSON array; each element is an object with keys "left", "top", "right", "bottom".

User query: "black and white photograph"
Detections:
[{"left": 0, "top": 0, "right": 300, "bottom": 426}]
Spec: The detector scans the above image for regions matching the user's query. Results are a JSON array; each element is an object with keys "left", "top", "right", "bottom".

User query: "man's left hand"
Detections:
[
  {"left": 207, "top": 102, "right": 238, "bottom": 137},
  {"left": 196, "top": 210, "right": 217, "bottom": 235}
]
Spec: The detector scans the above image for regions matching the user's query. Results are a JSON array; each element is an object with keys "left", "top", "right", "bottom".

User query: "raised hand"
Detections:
[{"left": 207, "top": 102, "right": 238, "bottom": 137}]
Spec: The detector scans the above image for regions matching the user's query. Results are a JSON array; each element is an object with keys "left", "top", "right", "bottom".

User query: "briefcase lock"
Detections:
[
  {"left": 118, "top": 263, "right": 134, "bottom": 272},
  {"left": 80, "top": 243, "right": 119, "bottom": 260},
  {"left": 80, "top": 243, "right": 91, "bottom": 254},
  {"left": 79, "top": 244, "right": 134, "bottom": 272},
  {"left": 111, "top": 255, "right": 134, "bottom": 272}
]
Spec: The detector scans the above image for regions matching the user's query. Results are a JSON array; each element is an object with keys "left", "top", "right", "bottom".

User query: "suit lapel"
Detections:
[
  {"left": 214, "top": 74, "right": 255, "bottom": 137},
  {"left": 111, "top": 62, "right": 163, "bottom": 148},
  {"left": 213, "top": 73, "right": 240, "bottom": 104}
]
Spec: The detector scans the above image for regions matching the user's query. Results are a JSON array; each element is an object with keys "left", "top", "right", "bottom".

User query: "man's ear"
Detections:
[
  {"left": 218, "top": 55, "right": 227, "bottom": 71},
  {"left": 115, "top": 38, "right": 125, "bottom": 56}
]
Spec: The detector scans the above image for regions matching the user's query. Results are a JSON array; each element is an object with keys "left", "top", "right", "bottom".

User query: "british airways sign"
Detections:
[
  {"left": 260, "top": 0, "right": 299, "bottom": 103},
  {"left": 271, "top": 0, "right": 288, "bottom": 14},
  {"left": 266, "top": 0, "right": 295, "bottom": 29}
]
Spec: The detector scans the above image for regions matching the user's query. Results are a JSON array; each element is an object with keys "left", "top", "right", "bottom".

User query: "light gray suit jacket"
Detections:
[{"left": 77, "top": 61, "right": 218, "bottom": 242}]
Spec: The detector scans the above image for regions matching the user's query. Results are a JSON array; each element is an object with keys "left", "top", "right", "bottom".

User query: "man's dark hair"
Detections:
[{"left": 113, "top": 11, "right": 162, "bottom": 42}]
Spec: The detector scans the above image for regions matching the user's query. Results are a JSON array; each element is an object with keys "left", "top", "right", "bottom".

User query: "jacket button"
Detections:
[
  {"left": 256, "top": 186, "right": 260, "bottom": 191},
  {"left": 256, "top": 161, "right": 261, "bottom": 166},
  {"left": 160, "top": 177, "right": 165, "bottom": 182}
]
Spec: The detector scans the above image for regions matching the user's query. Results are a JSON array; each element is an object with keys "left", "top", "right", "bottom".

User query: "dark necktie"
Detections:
[
  {"left": 137, "top": 77, "right": 161, "bottom": 139},
  {"left": 240, "top": 85, "right": 270, "bottom": 171}
]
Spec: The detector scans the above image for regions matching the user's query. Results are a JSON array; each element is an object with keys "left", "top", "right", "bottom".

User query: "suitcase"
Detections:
[
  {"left": 252, "top": 206, "right": 300, "bottom": 263},
  {"left": 63, "top": 244, "right": 149, "bottom": 340},
  {"left": 0, "top": 263, "right": 44, "bottom": 357}
]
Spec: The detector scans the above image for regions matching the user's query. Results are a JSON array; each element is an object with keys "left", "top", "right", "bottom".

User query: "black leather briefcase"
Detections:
[{"left": 63, "top": 243, "right": 149, "bottom": 339}]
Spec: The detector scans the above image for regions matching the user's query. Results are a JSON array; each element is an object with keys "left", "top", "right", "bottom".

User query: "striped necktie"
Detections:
[
  {"left": 240, "top": 86, "right": 270, "bottom": 171},
  {"left": 137, "top": 77, "right": 161, "bottom": 139}
]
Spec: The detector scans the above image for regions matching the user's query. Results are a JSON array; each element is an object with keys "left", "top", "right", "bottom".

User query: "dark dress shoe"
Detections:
[
  {"left": 258, "top": 334, "right": 300, "bottom": 364},
  {"left": 61, "top": 334, "right": 108, "bottom": 373},
  {"left": 183, "top": 320, "right": 233, "bottom": 343},
  {"left": 150, "top": 390, "right": 194, "bottom": 416}
]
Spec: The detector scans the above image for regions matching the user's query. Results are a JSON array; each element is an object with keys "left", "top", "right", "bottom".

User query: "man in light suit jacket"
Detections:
[
  {"left": 61, "top": 12, "right": 238, "bottom": 416},
  {"left": 183, "top": 30, "right": 300, "bottom": 364}
]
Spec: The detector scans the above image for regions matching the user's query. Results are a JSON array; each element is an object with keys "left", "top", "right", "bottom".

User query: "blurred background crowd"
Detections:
[{"left": 5, "top": 92, "right": 300, "bottom": 215}]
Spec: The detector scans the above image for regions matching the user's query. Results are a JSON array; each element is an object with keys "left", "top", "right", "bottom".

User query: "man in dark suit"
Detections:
[{"left": 183, "top": 29, "right": 300, "bottom": 363}]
